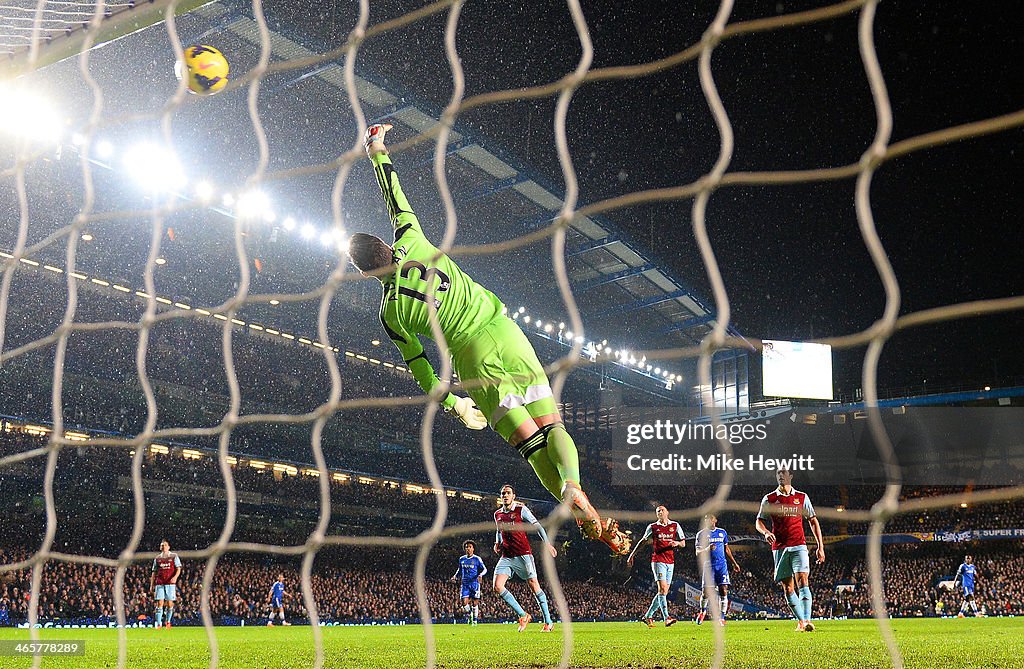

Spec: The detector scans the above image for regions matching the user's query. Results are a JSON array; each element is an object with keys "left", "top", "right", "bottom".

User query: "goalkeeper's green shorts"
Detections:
[{"left": 452, "top": 315, "right": 557, "bottom": 441}]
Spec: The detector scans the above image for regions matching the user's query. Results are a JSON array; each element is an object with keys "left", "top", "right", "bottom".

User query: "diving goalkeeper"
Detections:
[{"left": 348, "top": 124, "right": 628, "bottom": 556}]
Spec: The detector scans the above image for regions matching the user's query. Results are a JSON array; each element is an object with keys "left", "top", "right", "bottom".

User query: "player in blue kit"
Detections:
[
  {"left": 266, "top": 574, "right": 292, "bottom": 626},
  {"left": 451, "top": 540, "right": 488, "bottom": 625},
  {"left": 954, "top": 555, "right": 980, "bottom": 617},
  {"left": 694, "top": 514, "right": 741, "bottom": 625}
]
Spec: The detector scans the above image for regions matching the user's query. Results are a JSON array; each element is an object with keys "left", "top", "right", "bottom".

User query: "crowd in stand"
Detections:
[
  {"left": 0, "top": 545, "right": 639, "bottom": 625},
  {"left": 4, "top": 536, "right": 1024, "bottom": 626}
]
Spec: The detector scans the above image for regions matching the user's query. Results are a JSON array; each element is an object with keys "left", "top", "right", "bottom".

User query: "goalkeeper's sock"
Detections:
[
  {"left": 798, "top": 586, "right": 812, "bottom": 621},
  {"left": 521, "top": 432, "right": 563, "bottom": 500},
  {"left": 786, "top": 592, "right": 802, "bottom": 621},
  {"left": 644, "top": 594, "right": 660, "bottom": 620},
  {"left": 541, "top": 424, "right": 581, "bottom": 490},
  {"left": 155, "top": 607, "right": 163, "bottom": 626},
  {"left": 534, "top": 591, "right": 552, "bottom": 625},
  {"left": 498, "top": 589, "right": 527, "bottom": 618}
]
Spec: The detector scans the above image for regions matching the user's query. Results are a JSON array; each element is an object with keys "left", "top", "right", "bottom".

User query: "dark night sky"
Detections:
[
  {"left": 6, "top": 0, "right": 1023, "bottom": 399},
  {"left": 305, "top": 0, "right": 1024, "bottom": 394}
]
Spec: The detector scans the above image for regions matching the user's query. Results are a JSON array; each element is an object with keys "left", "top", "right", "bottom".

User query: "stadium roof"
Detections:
[{"left": 2, "top": 0, "right": 734, "bottom": 356}]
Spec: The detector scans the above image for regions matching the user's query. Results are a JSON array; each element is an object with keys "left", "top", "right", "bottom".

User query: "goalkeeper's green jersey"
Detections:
[{"left": 370, "top": 152, "right": 505, "bottom": 407}]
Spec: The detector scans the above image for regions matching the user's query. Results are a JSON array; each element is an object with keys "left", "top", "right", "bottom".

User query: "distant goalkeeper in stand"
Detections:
[{"left": 348, "top": 124, "right": 628, "bottom": 555}]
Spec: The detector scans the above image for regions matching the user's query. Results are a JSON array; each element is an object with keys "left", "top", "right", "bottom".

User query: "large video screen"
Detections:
[{"left": 762, "top": 339, "right": 833, "bottom": 400}]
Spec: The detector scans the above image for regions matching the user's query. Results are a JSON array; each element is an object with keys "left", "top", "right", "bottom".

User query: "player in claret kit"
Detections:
[
  {"left": 492, "top": 484, "right": 557, "bottom": 632},
  {"left": 626, "top": 505, "right": 685, "bottom": 627},
  {"left": 349, "top": 124, "right": 629, "bottom": 557},
  {"left": 150, "top": 540, "right": 181, "bottom": 629},
  {"left": 694, "top": 514, "right": 741, "bottom": 625},
  {"left": 451, "top": 540, "right": 487, "bottom": 625},
  {"left": 756, "top": 468, "right": 825, "bottom": 632}
]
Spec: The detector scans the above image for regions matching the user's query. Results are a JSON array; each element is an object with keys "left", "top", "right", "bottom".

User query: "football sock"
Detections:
[
  {"left": 522, "top": 435, "right": 563, "bottom": 500},
  {"left": 644, "top": 594, "right": 661, "bottom": 619},
  {"left": 970, "top": 601, "right": 978, "bottom": 613},
  {"left": 658, "top": 594, "right": 669, "bottom": 620},
  {"left": 541, "top": 424, "right": 581, "bottom": 490},
  {"left": 699, "top": 594, "right": 708, "bottom": 613},
  {"left": 720, "top": 596, "right": 729, "bottom": 619},
  {"left": 473, "top": 605, "right": 480, "bottom": 622},
  {"left": 165, "top": 606, "right": 173, "bottom": 625},
  {"left": 498, "top": 588, "right": 527, "bottom": 618},
  {"left": 798, "top": 586, "right": 812, "bottom": 621},
  {"left": 155, "top": 607, "right": 163, "bottom": 626},
  {"left": 786, "top": 592, "right": 801, "bottom": 621},
  {"left": 534, "top": 591, "right": 552, "bottom": 625}
]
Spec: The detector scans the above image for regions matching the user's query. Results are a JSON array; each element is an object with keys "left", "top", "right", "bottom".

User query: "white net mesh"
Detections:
[{"left": 1, "top": 1, "right": 1023, "bottom": 668}]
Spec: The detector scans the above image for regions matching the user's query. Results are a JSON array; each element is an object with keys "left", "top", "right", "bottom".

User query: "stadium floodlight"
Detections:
[
  {"left": 94, "top": 139, "right": 114, "bottom": 159},
  {"left": 0, "top": 86, "right": 63, "bottom": 144},
  {"left": 564, "top": 330, "right": 573, "bottom": 340},
  {"left": 300, "top": 223, "right": 316, "bottom": 240},
  {"left": 523, "top": 316, "right": 531, "bottom": 325},
  {"left": 122, "top": 143, "right": 186, "bottom": 192},
  {"left": 559, "top": 322, "right": 565, "bottom": 330},
  {"left": 194, "top": 180, "right": 215, "bottom": 203},
  {"left": 235, "top": 189, "right": 271, "bottom": 219},
  {"left": 517, "top": 306, "right": 525, "bottom": 313},
  {"left": 282, "top": 216, "right": 297, "bottom": 231},
  {"left": 544, "top": 323, "right": 553, "bottom": 333}
]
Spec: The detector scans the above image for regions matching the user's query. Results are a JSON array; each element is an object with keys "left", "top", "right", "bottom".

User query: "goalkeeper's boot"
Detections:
[
  {"left": 364, "top": 123, "right": 392, "bottom": 157},
  {"left": 598, "top": 518, "right": 631, "bottom": 557},
  {"left": 561, "top": 481, "right": 603, "bottom": 541},
  {"left": 517, "top": 613, "right": 531, "bottom": 632}
]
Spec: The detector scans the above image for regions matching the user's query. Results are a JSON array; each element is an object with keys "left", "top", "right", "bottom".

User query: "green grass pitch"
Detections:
[{"left": 1, "top": 618, "right": 1022, "bottom": 668}]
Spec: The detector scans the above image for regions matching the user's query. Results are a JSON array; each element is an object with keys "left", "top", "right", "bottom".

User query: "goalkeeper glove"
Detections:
[
  {"left": 364, "top": 123, "right": 392, "bottom": 149},
  {"left": 445, "top": 395, "right": 487, "bottom": 430}
]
